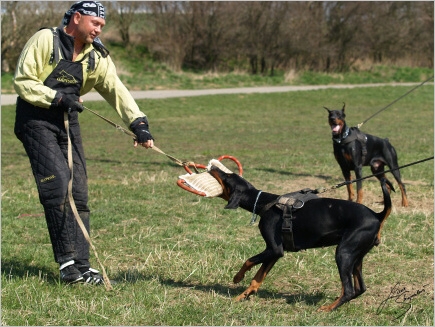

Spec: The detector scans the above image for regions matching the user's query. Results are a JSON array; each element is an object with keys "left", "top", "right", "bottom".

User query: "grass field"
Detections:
[{"left": 1, "top": 84, "right": 434, "bottom": 325}]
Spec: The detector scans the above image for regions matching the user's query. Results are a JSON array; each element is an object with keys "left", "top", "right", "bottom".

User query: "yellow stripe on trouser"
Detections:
[{"left": 64, "top": 112, "right": 113, "bottom": 291}]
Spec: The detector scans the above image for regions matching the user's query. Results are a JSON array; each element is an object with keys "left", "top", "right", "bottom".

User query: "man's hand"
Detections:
[
  {"left": 130, "top": 117, "right": 154, "bottom": 148},
  {"left": 58, "top": 94, "right": 84, "bottom": 113}
]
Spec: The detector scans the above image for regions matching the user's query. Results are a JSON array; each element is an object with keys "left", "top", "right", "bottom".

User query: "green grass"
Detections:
[{"left": 1, "top": 85, "right": 433, "bottom": 325}]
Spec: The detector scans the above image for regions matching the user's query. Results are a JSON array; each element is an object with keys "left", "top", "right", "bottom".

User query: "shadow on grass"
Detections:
[
  {"left": 1, "top": 258, "right": 58, "bottom": 284},
  {"left": 256, "top": 167, "right": 334, "bottom": 182},
  {"left": 1, "top": 260, "right": 324, "bottom": 307},
  {"left": 111, "top": 269, "right": 325, "bottom": 307}
]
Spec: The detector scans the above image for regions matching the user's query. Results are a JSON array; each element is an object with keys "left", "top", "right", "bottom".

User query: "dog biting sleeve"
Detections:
[{"left": 178, "top": 172, "right": 224, "bottom": 197}]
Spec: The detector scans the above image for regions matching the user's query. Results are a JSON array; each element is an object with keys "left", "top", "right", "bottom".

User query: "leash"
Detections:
[
  {"left": 64, "top": 112, "right": 113, "bottom": 291},
  {"left": 314, "top": 156, "right": 434, "bottom": 194},
  {"left": 357, "top": 75, "right": 434, "bottom": 129},
  {"left": 83, "top": 105, "right": 196, "bottom": 169}
]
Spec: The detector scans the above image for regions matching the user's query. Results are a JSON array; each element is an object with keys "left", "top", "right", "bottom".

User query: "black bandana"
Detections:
[{"left": 63, "top": 1, "right": 105, "bottom": 25}]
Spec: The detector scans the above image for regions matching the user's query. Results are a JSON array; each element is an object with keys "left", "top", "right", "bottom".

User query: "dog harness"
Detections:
[
  {"left": 333, "top": 127, "right": 368, "bottom": 163},
  {"left": 260, "top": 189, "right": 318, "bottom": 252}
]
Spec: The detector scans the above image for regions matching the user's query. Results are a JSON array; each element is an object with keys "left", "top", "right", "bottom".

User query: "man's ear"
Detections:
[
  {"left": 224, "top": 190, "right": 241, "bottom": 209},
  {"left": 73, "top": 11, "right": 82, "bottom": 24}
]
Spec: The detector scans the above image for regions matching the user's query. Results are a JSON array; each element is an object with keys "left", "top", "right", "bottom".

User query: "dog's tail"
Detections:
[{"left": 376, "top": 178, "right": 394, "bottom": 244}]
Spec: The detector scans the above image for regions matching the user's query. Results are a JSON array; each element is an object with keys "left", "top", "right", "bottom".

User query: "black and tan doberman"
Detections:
[
  {"left": 209, "top": 166, "right": 393, "bottom": 312},
  {"left": 324, "top": 103, "right": 408, "bottom": 207}
]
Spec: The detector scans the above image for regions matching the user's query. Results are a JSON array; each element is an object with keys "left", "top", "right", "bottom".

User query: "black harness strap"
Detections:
[
  {"left": 49, "top": 28, "right": 60, "bottom": 65},
  {"left": 261, "top": 188, "right": 317, "bottom": 252},
  {"left": 276, "top": 195, "right": 305, "bottom": 252},
  {"left": 47, "top": 27, "right": 96, "bottom": 71}
]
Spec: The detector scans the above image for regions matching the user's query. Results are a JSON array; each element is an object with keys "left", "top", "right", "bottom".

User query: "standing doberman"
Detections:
[
  {"left": 208, "top": 165, "right": 393, "bottom": 311},
  {"left": 324, "top": 103, "right": 408, "bottom": 207}
]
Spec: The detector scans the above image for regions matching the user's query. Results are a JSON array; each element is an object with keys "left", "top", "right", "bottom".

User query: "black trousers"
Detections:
[{"left": 15, "top": 97, "right": 90, "bottom": 268}]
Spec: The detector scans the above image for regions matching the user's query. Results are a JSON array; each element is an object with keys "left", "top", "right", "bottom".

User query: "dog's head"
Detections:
[
  {"left": 208, "top": 166, "right": 254, "bottom": 209},
  {"left": 324, "top": 103, "right": 346, "bottom": 136}
]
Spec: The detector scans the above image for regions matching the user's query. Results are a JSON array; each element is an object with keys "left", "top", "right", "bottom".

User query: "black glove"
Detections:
[
  {"left": 58, "top": 93, "right": 84, "bottom": 113},
  {"left": 130, "top": 117, "right": 154, "bottom": 143}
]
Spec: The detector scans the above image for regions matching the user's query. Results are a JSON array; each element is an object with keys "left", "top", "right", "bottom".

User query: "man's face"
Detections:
[{"left": 74, "top": 13, "right": 105, "bottom": 44}]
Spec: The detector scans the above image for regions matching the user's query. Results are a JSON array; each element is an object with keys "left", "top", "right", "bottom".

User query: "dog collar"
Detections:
[
  {"left": 250, "top": 190, "right": 262, "bottom": 225},
  {"left": 333, "top": 126, "right": 350, "bottom": 144}
]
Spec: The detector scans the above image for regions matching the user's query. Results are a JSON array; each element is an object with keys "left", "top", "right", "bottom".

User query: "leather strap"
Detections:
[{"left": 64, "top": 112, "right": 113, "bottom": 290}]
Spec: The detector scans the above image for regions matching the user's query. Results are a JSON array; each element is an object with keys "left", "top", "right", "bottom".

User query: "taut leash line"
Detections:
[
  {"left": 83, "top": 106, "right": 189, "bottom": 167},
  {"left": 357, "top": 75, "right": 434, "bottom": 129},
  {"left": 315, "top": 156, "right": 434, "bottom": 194}
]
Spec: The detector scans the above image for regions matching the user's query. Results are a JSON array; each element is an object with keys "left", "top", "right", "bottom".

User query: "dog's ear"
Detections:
[
  {"left": 323, "top": 106, "right": 332, "bottom": 113},
  {"left": 341, "top": 102, "right": 346, "bottom": 113},
  {"left": 224, "top": 190, "right": 241, "bottom": 209}
]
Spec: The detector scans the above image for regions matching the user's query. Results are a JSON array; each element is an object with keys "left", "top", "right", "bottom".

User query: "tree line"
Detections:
[{"left": 1, "top": 1, "right": 433, "bottom": 75}]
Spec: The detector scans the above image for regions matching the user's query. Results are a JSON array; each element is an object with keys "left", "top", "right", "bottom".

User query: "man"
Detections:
[{"left": 13, "top": 1, "right": 153, "bottom": 285}]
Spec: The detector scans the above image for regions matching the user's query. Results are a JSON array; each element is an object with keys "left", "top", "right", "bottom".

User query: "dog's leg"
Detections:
[
  {"left": 346, "top": 183, "right": 355, "bottom": 202},
  {"left": 355, "top": 166, "right": 364, "bottom": 204},
  {"left": 384, "top": 143, "right": 409, "bottom": 207},
  {"left": 317, "top": 265, "right": 366, "bottom": 312},
  {"left": 341, "top": 169, "right": 354, "bottom": 201},
  {"left": 234, "top": 258, "right": 279, "bottom": 301},
  {"left": 234, "top": 244, "right": 283, "bottom": 283},
  {"left": 389, "top": 167, "right": 408, "bottom": 207},
  {"left": 352, "top": 258, "right": 366, "bottom": 298},
  {"left": 370, "top": 161, "right": 396, "bottom": 214},
  {"left": 318, "top": 285, "right": 346, "bottom": 312},
  {"left": 233, "top": 259, "right": 256, "bottom": 284},
  {"left": 398, "top": 183, "right": 408, "bottom": 207},
  {"left": 318, "top": 242, "right": 357, "bottom": 311}
]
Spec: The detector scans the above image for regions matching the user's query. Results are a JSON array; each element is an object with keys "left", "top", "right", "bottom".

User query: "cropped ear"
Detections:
[
  {"left": 224, "top": 190, "right": 242, "bottom": 209},
  {"left": 323, "top": 106, "right": 332, "bottom": 113},
  {"left": 341, "top": 102, "right": 346, "bottom": 113}
]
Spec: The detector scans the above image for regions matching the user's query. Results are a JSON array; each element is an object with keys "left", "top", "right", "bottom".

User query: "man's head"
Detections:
[
  {"left": 63, "top": 1, "right": 105, "bottom": 25},
  {"left": 63, "top": 1, "right": 106, "bottom": 45}
]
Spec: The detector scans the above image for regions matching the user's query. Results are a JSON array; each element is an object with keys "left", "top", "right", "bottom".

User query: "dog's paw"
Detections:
[
  {"left": 234, "top": 290, "right": 255, "bottom": 302},
  {"left": 233, "top": 273, "right": 244, "bottom": 284},
  {"left": 234, "top": 294, "right": 247, "bottom": 302},
  {"left": 317, "top": 304, "right": 334, "bottom": 312}
]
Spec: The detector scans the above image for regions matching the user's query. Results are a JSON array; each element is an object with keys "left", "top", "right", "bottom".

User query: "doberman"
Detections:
[
  {"left": 324, "top": 103, "right": 408, "bottom": 207},
  {"left": 209, "top": 165, "right": 393, "bottom": 312}
]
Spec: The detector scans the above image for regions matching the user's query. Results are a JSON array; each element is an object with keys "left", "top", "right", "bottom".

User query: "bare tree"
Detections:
[
  {"left": 2, "top": 1, "right": 433, "bottom": 74},
  {"left": 142, "top": 1, "right": 191, "bottom": 71},
  {"left": 182, "top": 1, "right": 240, "bottom": 71},
  {"left": 1, "top": 1, "right": 64, "bottom": 72},
  {"left": 107, "top": 1, "right": 143, "bottom": 47},
  {"left": 324, "top": 1, "right": 362, "bottom": 72}
]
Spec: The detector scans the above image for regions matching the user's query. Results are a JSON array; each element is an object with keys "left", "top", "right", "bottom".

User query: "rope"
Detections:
[
  {"left": 357, "top": 75, "right": 434, "bottom": 129},
  {"left": 314, "top": 156, "right": 434, "bottom": 194},
  {"left": 64, "top": 112, "right": 113, "bottom": 291}
]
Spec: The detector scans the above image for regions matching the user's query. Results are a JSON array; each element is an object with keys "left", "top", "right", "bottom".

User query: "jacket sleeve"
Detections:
[
  {"left": 91, "top": 54, "right": 147, "bottom": 129},
  {"left": 13, "top": 29, "right": 58, "bottom": 108}
]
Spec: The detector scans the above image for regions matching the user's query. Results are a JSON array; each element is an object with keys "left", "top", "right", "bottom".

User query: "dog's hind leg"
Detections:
[
  {"left": 318, "top": 243, "right": 357, "bottom": 311},
  {"left": 234, "top": 258, "right": 279, "bottom": 301},
  {"left": 352, "top": 258, "right": 366, "bottom": 298},
  {"left": 383, "top": 143, "right": 408, "bottom": 207},
  {"left": 389, "top": 165, "right": 408, "bottom": 207},
  {"left": 397, "top": 181, "right": 408, "bottom": 207}
]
